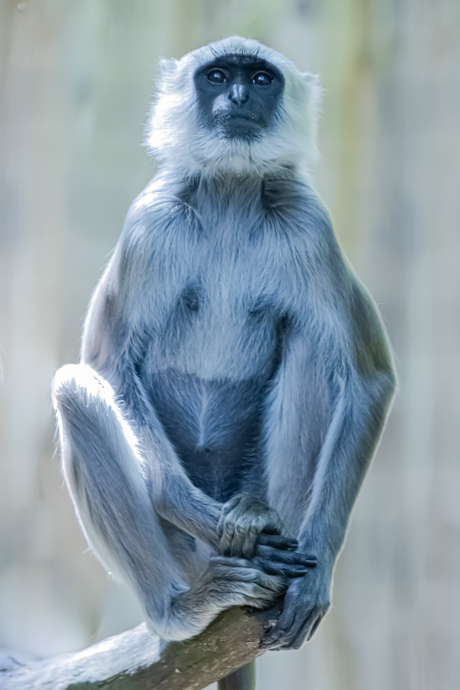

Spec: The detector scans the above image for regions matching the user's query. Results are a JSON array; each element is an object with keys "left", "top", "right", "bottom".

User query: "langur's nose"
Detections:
[{"left": 229, "top": 83, "right": 249, "bottom": 105}]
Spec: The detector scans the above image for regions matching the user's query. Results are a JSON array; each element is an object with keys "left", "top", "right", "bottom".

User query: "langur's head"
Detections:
[{"left": 146, "top": 37, "right": 321, "bottom": 176}]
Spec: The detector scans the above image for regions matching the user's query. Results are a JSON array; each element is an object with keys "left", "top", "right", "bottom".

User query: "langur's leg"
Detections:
[{"left": 52, "top": 364, "right": 285, "bottom": 641}]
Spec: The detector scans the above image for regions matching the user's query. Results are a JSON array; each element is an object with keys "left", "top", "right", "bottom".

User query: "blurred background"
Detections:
[{"left": 1, "top": 1, "right": 459, "bottom": 688}]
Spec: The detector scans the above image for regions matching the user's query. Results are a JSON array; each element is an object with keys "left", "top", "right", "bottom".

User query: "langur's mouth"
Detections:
[
  {"left": 216, "top": 112, "right": 264, "bottom": 139},
  {"left": 219, "top": 112, "right": 261, "bottom": 124}
]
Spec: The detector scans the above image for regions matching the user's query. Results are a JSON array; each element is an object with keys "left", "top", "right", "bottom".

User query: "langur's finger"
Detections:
[
  {"left": 240, "top": 527, "right": 259, "bottom": 559},
  {"left": 221, "top": 522, "right": 236, "bottom": 555},
  {"left": 257, "top": 545, "right": 315, "bottom": 565},
  {"left": 295, "top": 554, "right": 317, "bottom": 567},
  {"left": 255, "top": 545, "right": 317, "bottom": 567},
  {"left": 260, "top": 562, "right": 309, "bottom": 578},
  {"left": 259, "top": 515, "right": 283, "bottom": 535},
  {"left": 257, "top": 533, "right": 298, "bottom": 550}
]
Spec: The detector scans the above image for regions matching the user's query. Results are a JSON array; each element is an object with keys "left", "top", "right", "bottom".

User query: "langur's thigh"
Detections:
[{"left": 52, "top": 364, "right": 187, "bottom": 601}]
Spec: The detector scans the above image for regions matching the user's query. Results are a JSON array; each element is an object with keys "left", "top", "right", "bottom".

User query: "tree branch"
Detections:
[{"left": 0, "top": 605, "right": 278, "bottom": 690}]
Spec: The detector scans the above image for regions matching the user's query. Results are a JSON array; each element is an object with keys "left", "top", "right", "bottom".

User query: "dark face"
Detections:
[{"left": 193, "top": 54, "right": 285, "bottom": 140}]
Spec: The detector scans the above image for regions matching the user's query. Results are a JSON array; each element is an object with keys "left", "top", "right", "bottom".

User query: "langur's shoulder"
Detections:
[{"left": 121, "top": 179, "right": 200, "bottom": 246}]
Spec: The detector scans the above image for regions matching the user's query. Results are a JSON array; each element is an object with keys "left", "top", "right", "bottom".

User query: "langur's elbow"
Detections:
[{"left": 370, "top": 364, "right": 397, "bottom": 417}]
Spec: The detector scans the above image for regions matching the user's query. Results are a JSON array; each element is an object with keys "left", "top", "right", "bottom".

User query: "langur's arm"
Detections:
[
  {"left": 298, "top": 280, "right": 395, "bottom": 565},
  {"left": 80, "top": 217, "right": 222, "bottom": 548},
  {"left": 262, "top": 269, "right": 395, "bottom": 650},
  {"left": 266, "top": 271, "right": 395, "bottom": 568}
]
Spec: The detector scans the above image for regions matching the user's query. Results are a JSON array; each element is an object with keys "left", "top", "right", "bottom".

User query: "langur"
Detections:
[{"left": 52, "top": 36, "right": 395, "bottom": 690}]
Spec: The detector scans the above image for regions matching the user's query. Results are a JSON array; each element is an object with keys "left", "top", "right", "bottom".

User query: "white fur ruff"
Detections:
[{"left": 146, "top": 36, "right": 321, "bottom": 177}]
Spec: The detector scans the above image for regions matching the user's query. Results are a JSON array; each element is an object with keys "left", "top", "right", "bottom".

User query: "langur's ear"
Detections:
[
  {"left": 300, "top": 72, "right": 322, "bottom": 162},
  {"left": 300, "top": 72, "right": 322, "bottom": 105},
  {"left": 154, "top": 57, "right": 181, "bottom": 94},
  {"left": 300, "top": 71, "right": 320, "bottom": 85},
  {"left": 157, "top": 57, "right": 180, "bottom": 79}
]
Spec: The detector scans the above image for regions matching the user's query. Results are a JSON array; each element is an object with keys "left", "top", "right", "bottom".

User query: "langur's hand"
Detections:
[
  {"left": 253, "top": 534, "right": 317, "bottom": 579},
  {"left": 217, "top": 495, "right": 284, "bottom": 558},
  {"left": 261, "top": 558, "right": 330, "bottom": 650},
  {"left": 217, "top": 495, "right": 317, "bottom": 580}
]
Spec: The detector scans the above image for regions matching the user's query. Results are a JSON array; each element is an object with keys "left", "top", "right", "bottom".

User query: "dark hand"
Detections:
[
  {"left": 217, "top": 495, "right": 284, "bottom": 558},
  {"left": 217, "top": 495, "right": 317, "bottom": 579},
  {"left": 253, "top": 533, "right": 317, "bottom": 579},
  {"left": 261, "top": 562, "right": 331, "bottom": 650}
]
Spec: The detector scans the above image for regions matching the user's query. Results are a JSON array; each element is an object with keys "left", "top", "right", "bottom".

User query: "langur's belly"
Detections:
[{"left": 146, "top": 368, "right": 269, "bottom": 502}]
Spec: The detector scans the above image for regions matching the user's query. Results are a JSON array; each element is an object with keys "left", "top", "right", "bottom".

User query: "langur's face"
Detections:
[{"left": 193, "top": 54, "right": 285, "bottom": 140}]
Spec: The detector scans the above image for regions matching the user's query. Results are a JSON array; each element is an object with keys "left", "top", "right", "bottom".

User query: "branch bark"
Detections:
[{"left": 0, "top": 605, "right": 278, "bottom": 690}]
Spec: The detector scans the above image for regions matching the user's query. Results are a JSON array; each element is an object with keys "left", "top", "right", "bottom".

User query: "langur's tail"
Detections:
[{"left": 218, "top": 660, "right": 256, "bottom": 690}]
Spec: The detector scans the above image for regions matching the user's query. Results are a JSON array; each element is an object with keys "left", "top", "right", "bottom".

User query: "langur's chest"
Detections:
[
  {"left": 151, "top": 285, "right": 282, "bottom": 381},
  {"left": 140, "top": 217, "right": 298, "bottom": 378},
  {"left": 182, "top": 225, "right": 295, "bottom": 315}
]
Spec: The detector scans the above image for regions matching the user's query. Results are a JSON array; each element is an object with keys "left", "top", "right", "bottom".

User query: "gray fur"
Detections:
[{"left": 52, "top": 35, "right": 395, "bottom": 670}]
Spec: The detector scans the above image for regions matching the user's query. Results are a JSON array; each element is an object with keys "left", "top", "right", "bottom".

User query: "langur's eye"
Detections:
[
  {"left": 207, "top": 69, "right": 227, "bottom": 84},
  {"left": 253, "top": 71, "right": 272, "bottom": 86}
]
